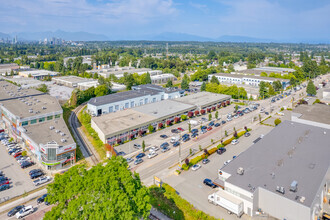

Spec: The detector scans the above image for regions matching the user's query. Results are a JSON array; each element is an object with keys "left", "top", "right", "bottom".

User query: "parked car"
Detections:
[
  {"left": 149, "top": 146, "right": 159, "bottom": 152},
  {"left": 160, "top": 142, "right": 169, "bottom": 149},
  {"left": 171, "top": 129, "right": 179, "bottom": 133},
  {"left": 182, "top": 137, "right": 190, "bottom": 142},
  {"left": 117, "top": 151, "right": 126, "bottom": 156},
  {"left": 200, "top": 129, "right": 207, "bottom": 134},
  {"left": 202, "top": 159, "right": 210, "bottom": 164},
  {"left": 134, "top": 158, "right": 143, "bottom": 165},
  {"left": 30, "top": 171, "right": 43, "bottom": 179},
  {"left": 160, "top": 134, "right": 168, "bottom": 139},
  {"left": 29, "top": 169, "right": 42, "bottom": 176},
  {"left": 214, "top": 123, "right": 220, "bottom": 127},
  {"left": 208, "top": 121, "right": 214, "bottom": 126},
  {"left": 265, "top": 112, "right": 269, "bottom": 115},
  {"left": 191, "top": 129, "right": 198, "bottom": 134},
  {"left": 15, "top": 205, "right": 34, "bottom": 219},
  {"left": 226, "top": 117, "right": 232, "bottom": 122},
  {"left": 21, "top": 161, "right": 33, "bottom": 169},
  {"left": 191, "top": 133, "right": 198, "bottom": 138},
  {"left": 0, "top": 180, "right": 9, "bottom": 186},
  {"left": 203, "top": 179, "right": 217, "bottom": 188},
  {"left": 201, "top": 126, "right": 207, "bottom": 130},
  {"left": 7, "top": 205, "right": 24, "bottom": 217},
  {"left": 37, "top": 194, "right": 49, "bottom": 204},
  {"left": 191, "top": 164, "right": 201, "bottom": 171},
  {"left": 13, "top": 152, "right": 22, "bottom": 158},
  {"left": 133, "top": 144, "right": 142, "bottom": 149},
  {"left": 0, "top": 176, "right": 8, "bottom": 181},
  {"left": 136, "top": 153, "right": 145, "bottom": 159},
  {"left": 221, "top": 120, "right": 226, "bottom": 125},
  {"left": 126, "top": 157, "right": 134, "bottom": 163},
  {"left": 177, "top": 127, "right": 184, "bottom": 131},
  {"left": 33, "top": 176, "right": 51, "bottom": 186},
  {"left": 207, "top": 126, "right": 212, "bottom": 131},
  {"left": 161, "top": 147, "right": 170, "bottom": 153},
  {"left": 182, "top": 133, "right": 190, "bottom": 139},
  {"left": 172, "top": 141, "right": 180, "bottom": 147},
  {"left": 0, "top": 184, "right": 10, "bottom": 191},
  {"left": 231, "top": 139, "right": 239, "bottom": 145},
  {"left": 147, "top": 152, "right": 158, "bottom": 159},
  {"left": 217, "top": 148, "right": 226, "bottom": 155}
]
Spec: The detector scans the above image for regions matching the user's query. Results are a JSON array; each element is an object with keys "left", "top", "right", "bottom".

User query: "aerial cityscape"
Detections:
[{"left": 0, "top": 0, "right": 329, "bottom": 220}]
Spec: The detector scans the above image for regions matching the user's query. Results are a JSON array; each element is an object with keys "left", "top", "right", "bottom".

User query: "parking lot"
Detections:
[
  {"left": 163, "top": 125, "right": 274, "bottom": 220},
  {"left": 0, "top": 136, "right": 48, "bottom": 205}
]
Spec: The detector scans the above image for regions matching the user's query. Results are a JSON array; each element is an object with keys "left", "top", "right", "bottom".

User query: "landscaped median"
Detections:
[
  {"left": 150, "top": 183, "right": 220, "bottom": 220},
  {"left": 181, "top": 128, "right": 251, "bottom": 171}
]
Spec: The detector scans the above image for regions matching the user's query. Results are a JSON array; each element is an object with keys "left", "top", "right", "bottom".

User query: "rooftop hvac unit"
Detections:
[
  {"left": 29, "top": 109, "right": 33, "bottom": 113},
  {"left": 237, "top": 167, "right": 244, "bottom": 175},
  {"left": 49, "top": 126, "right": 55, "bottom": 130},
  {"left": 61, "top": 138, "right": 66, "bottom": 143},
  {"left": 299, "top": 196, "right": 305, "bottom": 203},
  {"left": 290, "top": 181, "right": 298, "bottom": 192},
  {"left": 42, "top": 106, "right": 46, "bottom": 110},
  {"left": 60, "top": 132, "right": 65, "bottom": 136},
  {"left": 55, "top": 130, "right": 60, "bottom": 133},
  {"left": 276, "top": 186, "right": 285, "bottom": 194}
]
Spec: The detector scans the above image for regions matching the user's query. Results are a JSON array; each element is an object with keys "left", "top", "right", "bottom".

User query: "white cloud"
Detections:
[{"left": 189, "top": 2, "right": 208, "bottom": 13}]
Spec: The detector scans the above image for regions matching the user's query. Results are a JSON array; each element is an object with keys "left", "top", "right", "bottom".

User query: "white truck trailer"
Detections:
[{"left": 208, "top": 190, "right": 244, "bottom": 217}]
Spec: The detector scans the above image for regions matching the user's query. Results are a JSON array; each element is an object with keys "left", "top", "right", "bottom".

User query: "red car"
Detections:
[
  {"left": 13, "top": 152, "right": 22, "bottom": 158},
  {"left": 0, "top": 180, "right": 9, "bottom": 186},
  {"left": 207, "top": 127, "right": 213, "bottom": 131},
  {"left": 177, "top": 127, "right": 184, "bottom": 131}
]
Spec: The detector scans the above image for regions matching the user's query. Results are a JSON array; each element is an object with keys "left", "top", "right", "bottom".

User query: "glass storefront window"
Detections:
[
  {"left": 39, "top": 117, "right": 45, "bottom": 123},
  {"left": 30, "top": 119, "right": 37, "bottom": 124},
  {"left": 47, "top": 115, "right": 53, "bottom": 120},
  {"left": 22, "top": 121, "right": 28, "bottom": 126},
  {"left": 47, "top": 148, "right": 57, "bottom": 161},
  {"left": 55, "top": 114, "right": 61, "bottom": 118}
]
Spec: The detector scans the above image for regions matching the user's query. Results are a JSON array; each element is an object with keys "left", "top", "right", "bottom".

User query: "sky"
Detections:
[{"left": 0, "top": 0, "right": 329, "bottom": 41}]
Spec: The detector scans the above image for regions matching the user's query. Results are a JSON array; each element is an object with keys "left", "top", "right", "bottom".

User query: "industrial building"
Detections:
[
  {"left": 0, "top": 80, "right": 76, "bottom": 170},
  {"left": 87, "top": 84, "right": 182, "bottom": 116},
  {"left": 236, "top": 67, "right": 295, "bottom": 76},
  {"left": 0, "top": 63, "right": 19, "bottom": 75},
  {"left": 151, "top": 73, "right": 176, "bottom": 84},
  {"left": 88, "top": 66, "right": 162, "bottom": 79},
  {"left": 18, "top": 69, "right": 59, "bottom": 80},
  {"left": 208, "top": 73, "right": 290, "bottom": 88},
  {"left": 52, "top": 75, "right": 99, "bottom": 90},
  {"left": 214, "top": 120, "right": 330, "bottom": 220},
  {"left": 91, "top": 92, "right": 231, "bottom": 144}
]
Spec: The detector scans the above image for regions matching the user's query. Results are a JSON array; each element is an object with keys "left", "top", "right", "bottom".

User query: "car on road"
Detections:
[
  {"left": 0, "top": 184, "right": 9, "bottom": 191},
  {"left": 149, "top": 146, "right": 160, "bottom": 152},
  {"left": 202, "top": 159, "right": 210, "bottom": 164},
  {"left": 134, "top": 158, "right": 143, "bottom": 165},
  {"left": 30, "top": 171, "right": 44, "bottom": 179},
  {"left": 203, "top": 179, "right": 217, "bottom": 188},
  {"left": 244, "top": 132, "right": 251, "bottom": 137},
  {"left": 224, "top": 160, "right": 231, "bottom": 166},
  {"left": 133, "top": 144, "right": 142, "bottom": 149},
  {"left": 160, "top": 134, "right": 168, "bottom": 139},
  {"left": 191, "top": 133, "right": 198, "bottom": 138},
  {"left": 177, "top": 127, "right": 184, "bottom": 131},
  {"left": 191, "top": 164, "right": 201, "bottom": 171},
  {"left": 231, "top": 139, "right": 239, "bottom": 145},
  {"left": 117, "top": 151, "right": 126, "bottom": 156},
  {"left": 33, "top": 176, "right": 51, "bottom": 186},
  {"left": 136, "top": 153, "right": 145, "bottom": 159},
  {"left": 217, "top": 148, "right": 226, "bottom": 155},
  {"left": 126, "top": 157, "right": 134, "bottom": 163},
  {"left": 147, "top": 152, "right": 158, "bottom": 159},
  {"left": 173, "top": 141, "right": 180, "bottom": 147},
  {"left": 37, "top": 194, "right": 48, "bottom": 204},
  {"left": 161, "top": 147, "right": 170, "bottom": 153},
  {"left": 15, "top": 205, "right": 34, "bottom": 219},
  {"left": 160, "top": 142, "right": 169, "bottom": 149},
  {"left": 214, "top": 123, "right": 220, "bottom": 127},
  {"left": 7, "top": 205, "right": 24, "bottom": 217},
  {"left": 171, "top": 129, "right": 179, "bottom": 133},
  {"left": 191, "top": 129, "right": 198, "bottom": 134}
]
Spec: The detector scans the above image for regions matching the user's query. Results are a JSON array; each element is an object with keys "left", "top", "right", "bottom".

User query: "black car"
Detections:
[
  {"left": 217, "top": 148, "right": 226, "bottom": 155},
  {"left": 203, "top": 179, "right": 217, "bottom": 188},
  {"left": 117, "top": 151, "right": 126, "bottom": 156},
  {"left": 160, "top": 142, "right": 169, "bottom": 149},
  {"left": 208, "top": 121, "right": 214, "bottom": 126},
  {"left": 221, "top": 120, "right": 226, "bottom": 125},
  {"left": 7, "top": 205, "right": 24, "bottom": 217},
  {"left": 30, "top": 171, "right": 43, "bottom": 179},
  {"left": 214, "top": 123, "right": 220, "bottom": 127},
  {"left": 191, "top": 129, "right": 198, "bottom": 134},
  {"left": 21, "top": 161, "right": 33, "bottom": 169},
  {"left": 265, "top": 112, "right": 269, "bottom": 115},
  {"left": 160, "top": 134, "right": 168, "bottom": 139},
  {"left": 182, "top": 134, "right": 190, "bottom": 139},
  {"left": 191, "top": 133, "right": 198, "bottom": 138},
  {"left": 171, "top": 129, "right": 179, "bottom": 134},
  {"left": 173, "top": 141, "right": 180, "bottom": 147},
  {"left": 37, "top": 194, "right": 48, "bottom": 204},
  {"left": 29, "top": 169, "right": 42, "bottom": 176},
  {"left": 182, "top": 137, "right": 190, "bottom": 142},
  {"left": 201, "top": 125, "right": 207, "bottom": 130},
  {"left": 136, "top": 153, "right": 145, "bottom": 159}
]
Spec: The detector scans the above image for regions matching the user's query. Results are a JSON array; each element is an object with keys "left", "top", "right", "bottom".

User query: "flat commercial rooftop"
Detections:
[
  {"left": 253, "top": 67, "right": 295, "bottom": 72},
  {"left": 19, "top": 69, "right": 58, "bottom": 76},
  {"left": 53, "top": 76, "right": 96, "bottom": 84},
  {"left": 174, "top": 92, "right": 231, "bottom": 108},
  {"left": 221, "top": 120, "right": 330, "bottom": 207},
  {"left": 24, "top": 118, "right": 75, "bottom": 146},
  {"left": 92, "top": 109, "right": 157, "bottom": 136},
  {"left": 213, "top": 73, "right": 289, "bottom": 82},
  {"left": 292, "top": 104, "right": 330, "bottom": 125},
  {"left": 0, "top": 80, "right": 42, "bottom": 101}
]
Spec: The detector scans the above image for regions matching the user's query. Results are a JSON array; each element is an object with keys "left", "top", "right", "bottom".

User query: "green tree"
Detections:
[
  {"left": 208, "top": 113, "right": 212, "bottom": 121},
  {"left": 259, "top": 81, "right": 268, "bottom": 99},
  {"left": 306, "top": 80, "right": 316, "bottom": 96},
  {"left": 44, "top": 157, "right": 151, "bottom": 219},
  {"left": 142, "top": 140, "right": 146, "bottom": 152},
  {"left": 165, "top": 80, "right": 173, "bottom": 88},
  {"left": 273, "top": 80, "right": 282, "bottom": 91},
  {"left": 148, "top": 125, "right": 154, "bottom": 133},
  {"left": 181, "top": 74, "right": 189, "bottom": 90},
  {"left": 188, "top": 123, "right": 191, "bottom": 133},
  {"left": 94, "top": 84, "right": 110, "bottom": 97},
  {"left": 260, "top": 72, "right": 268, "bottom": 77},
  {"left": 215, "top": 111, "right": 219, "bottom": 119},
  {"left": 290, "top": 77, "right": 297, "bottom": 87},
  {"left": 274, "top": 118, "right": 282, "bottom": 126},
  {"left": 201, "top": 82, "right": 206, "bottom": 91},
  {"left": 36, "top": 84, "right": 48, "bottom": 93},
  {"left": 210, "top": 75, "right": 219, "bottom": 85},
  {"left": 70, "top": 90, "right": 78, "bottom": 107},
  {"left": 235, "top": 105, "right": 239, "bottom": 111},
  {"left": 207, "top": 50, "right": 217, "bottom": 60},
  {"left": 268, "top": 84, "right": 276, "bottom": 96}
]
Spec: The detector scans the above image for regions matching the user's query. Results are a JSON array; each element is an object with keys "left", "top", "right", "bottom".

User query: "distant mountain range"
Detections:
[{"left": 1, "top": 30, "right": 329, "bottom": 44}]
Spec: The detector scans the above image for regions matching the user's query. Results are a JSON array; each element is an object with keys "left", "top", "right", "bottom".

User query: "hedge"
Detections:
[{"left": 150, "top": 184, "right": 219, "bottom": 220}]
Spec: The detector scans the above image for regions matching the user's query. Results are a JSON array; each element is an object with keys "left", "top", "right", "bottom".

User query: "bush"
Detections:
[
  {"left": 274, "top": 118, "right": 282, "bottom": 126},
  {"left": 280, "top": 107, "right": 284, "bottom": 111},
  {"left": 21, "top": 151, "right": 27, "bottom": 157},
  {"left": 313, "top": 99, "right": 321, "bottom": 104}
]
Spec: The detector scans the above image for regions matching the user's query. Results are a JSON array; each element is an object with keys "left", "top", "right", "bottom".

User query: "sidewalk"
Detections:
[{"left": 0, "top": 188, "right": 47, "bottom": 214}]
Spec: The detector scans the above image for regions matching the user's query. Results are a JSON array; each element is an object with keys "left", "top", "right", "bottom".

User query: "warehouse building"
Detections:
[
  {"left": 151, "top": 73, "right": 176, "bottom": 84},
  {"left": 91, "top": 92, "right": 231, "bottom": 144},
  {"left": 237, "top": 67, "right": 295, "bottom": 76},
  {"left": 0, "top": 80, "right": 76, "bottom": 170},
  {"left": 292, "top": 104, "right": 330, "bottom": 129},
  {"left": 18, "top": 69, "right": 58, "bottom": 80},
  {"left": 0, "top": 63, "right": 19, "bottom": 75},
  {"left": 89, "top": 67, "right": 162, "bottom": 79},
  {"left": 215, "top": 120, "right": 330, "bottom": 220},
  {"left": 52, "top": 75, "right": 99, "bottom": 90},
  {"left": 87, "top": 84, "right": 182, "bottom": 116},
  {"left": 208, "top": 73, "right": 290, "bottom": 88}
]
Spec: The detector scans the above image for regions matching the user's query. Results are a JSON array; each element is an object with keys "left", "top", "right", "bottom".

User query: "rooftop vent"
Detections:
[
  {"left": 55, "top": 130, "right": 60, "bottom": 133},
  {"left": 299, "top": 196, "right": 305, "bottom": 203},
  {"left": 29, "top": 109, "right": 33, "bottom": 113},
  {"left": 42, "top": 106, "right": 46, "bottom": 110},
  {"left": 61, "top": 138, "right": 67, "bottom": 143},
  {"left": 237, "top": 167, "right": 244, "bottom": 175},
  {"left": 290, "top": 181, "right": 298, "bottom": 192},
  {"left": 276, "top": 186, "right": 285, "bottom": 194},
  {"left": 49, "top": 126, "right": 55, "bottom": 130},
  {"left": 60, "top": 132, "right": 65, "bottom": 136}
]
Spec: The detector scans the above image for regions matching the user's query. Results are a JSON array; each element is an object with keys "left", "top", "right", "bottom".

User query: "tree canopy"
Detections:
[
  {"left": 306, "top": 80, "right": 317, "bottom": 96},
  {"left": 44, "top": 156, "right": 151, "bottom": 220}
]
